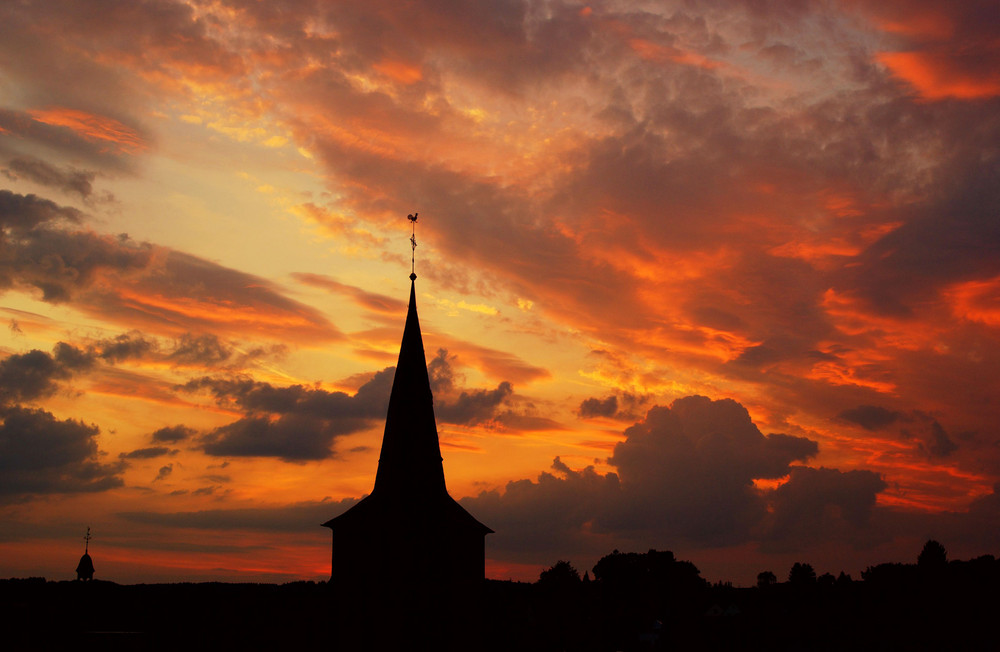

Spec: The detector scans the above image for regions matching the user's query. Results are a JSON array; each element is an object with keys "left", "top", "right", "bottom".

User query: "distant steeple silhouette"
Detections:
[
  {"left": 75, "top": 527, "right": 94, "bottom": 581},
  {"left": 322, "top": 217, "right": 491, "bottom": 646}
]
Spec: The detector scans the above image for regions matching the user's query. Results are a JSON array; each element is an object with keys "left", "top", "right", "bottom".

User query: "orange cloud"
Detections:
[
  {"left": 870, "top": 9, "right": 956, "bottom": 40},
  {"left": 372, "top": 59, "right": 424, "bottom": 84},
  {"left": 878, "top": 51, "right": 1000, "bottom": 100},
  {"left": 943, "top": 276, "right": 1000, "bottom": 326},
  {"left": 627, "top": 38, "right": 721, "bottom": 70},
  {"left": 28, "top": 107, "right": 148, "bottom": 154}
]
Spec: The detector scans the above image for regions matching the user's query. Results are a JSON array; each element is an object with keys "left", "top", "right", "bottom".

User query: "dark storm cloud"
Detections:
[
  {"left": 0, "top": 405, "right": 124, "bottom": 498},
  {"left": 118, "top": 497, "right": 360, "bottom": 533},
  {"left": 3, "top": 156, "right": 96, "bottom": 199}
]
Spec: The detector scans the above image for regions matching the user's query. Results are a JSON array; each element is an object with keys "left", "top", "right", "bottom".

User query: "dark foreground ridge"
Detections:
[{"left": 3, "top": 543, "right": 999, "bottom": 651}]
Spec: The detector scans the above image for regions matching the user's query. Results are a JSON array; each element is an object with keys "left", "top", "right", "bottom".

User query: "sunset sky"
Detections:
[{"left": 2, "top": 0, "right": 999, "bottom": 586}]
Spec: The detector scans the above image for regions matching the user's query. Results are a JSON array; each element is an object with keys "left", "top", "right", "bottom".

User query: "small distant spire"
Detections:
[
  {"left": 76, "top": 526, "right": 95, "bottom": 581},
  {"left": 407, "top": 212, "right": 419, "bottom": 278}
]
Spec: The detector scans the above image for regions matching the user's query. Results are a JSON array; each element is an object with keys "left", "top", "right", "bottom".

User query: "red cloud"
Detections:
[
  {"left": 28, "top": 107, "right": 148, "bottom": 154},
  {"left": 878, "top": 51, "right": 1000, "bottom": 100}
]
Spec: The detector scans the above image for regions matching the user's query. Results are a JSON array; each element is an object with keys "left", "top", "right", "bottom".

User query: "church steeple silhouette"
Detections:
[
  {"left": 75, "top": 527, "right": 94, "bottom": 581},
  {"left": 322, "top": 221, "right": 491, "bottom": 645}
]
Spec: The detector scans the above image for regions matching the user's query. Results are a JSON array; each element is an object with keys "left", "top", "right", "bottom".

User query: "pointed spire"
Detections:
[{"left": 372, "top": 274, "right": 447, "bottom": 497}]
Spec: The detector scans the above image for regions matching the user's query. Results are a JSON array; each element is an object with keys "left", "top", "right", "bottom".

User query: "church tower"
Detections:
[
  {"left": 322, "top": 221, "right": 491, "bottom": 644},
  {"left": 75, "top": 527, "right": 94, "bottom": 581}
]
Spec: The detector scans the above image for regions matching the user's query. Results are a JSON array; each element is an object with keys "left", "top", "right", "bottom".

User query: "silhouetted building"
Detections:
[
  {"left": 76, "top": 527, "right": 94, "bottom": 581},
  {"left": 323, "top": 272, "right": 492, "bottom": 644}
]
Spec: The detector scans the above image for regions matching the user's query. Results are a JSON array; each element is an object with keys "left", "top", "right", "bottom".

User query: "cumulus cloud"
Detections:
[
  {"left": 0, "top": 342, "right": 96, "bottom": 405},
  {"left": 605, "top": 396, "right": 819, "bottom": 546},
  {"left": 578, "top": 393, "right": 650, "bottom": 420},
  {"left": 0, "top": 188, "right": 81, "bottom": 230},
  {"left": 762, "top": 466, "right": 888, "bottom": 551},
  {"left": 94, "top": 330, "right": 157, "bottom": 363},
  {"left": 0, "top": 406, "right": 123, "bottom": 498},
  {"left": 464, "top": 457, "right": 622, "bottom": 561},
  {"left": 0, "top": 341, "right": 123, "bottom": 501},
  {"left": 464, "top": 395, "right": 885, "bottom": 561},
  {"left": 151, "top": 425, "right": 195, "bottom": 443}
]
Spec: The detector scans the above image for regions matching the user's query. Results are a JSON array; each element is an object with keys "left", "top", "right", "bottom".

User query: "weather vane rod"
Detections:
[
  {"left": 84, "top": 526, "right": 92, "bottom": 553},
  {"left": 407, "top": 212, "right": 419, "bottom": 279}
]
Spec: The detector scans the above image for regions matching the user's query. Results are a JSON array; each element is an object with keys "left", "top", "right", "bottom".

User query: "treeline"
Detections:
[
  {"left": 487, "top": 540, "right": 999, "bottom": 651},
  {"left": 2, "top": 541, "right": 997, "bottom": 650}
]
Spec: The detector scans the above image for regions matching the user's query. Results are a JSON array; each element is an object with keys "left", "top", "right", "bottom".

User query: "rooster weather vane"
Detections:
[{"left": 407, "top": 212, "right": 419, "bottom": 278}]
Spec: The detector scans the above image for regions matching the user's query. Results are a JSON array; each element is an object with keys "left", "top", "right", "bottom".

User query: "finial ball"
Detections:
[{"left": 410, "top": 272, "right": 417, "bottom": 281}]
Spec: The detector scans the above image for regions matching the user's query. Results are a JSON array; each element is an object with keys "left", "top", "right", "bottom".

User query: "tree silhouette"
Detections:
[
  {"left": 537, "top": 560, "right": 582, "bottom": 588},
  {"left": 918, "top": 540, "right": 947, "bottom": 569},
  {"left": 788, "top": 562, "right": 816, "bottom": 585},
  {"left": 756, "top": 570, "right": 777, "bottom": 588}
]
